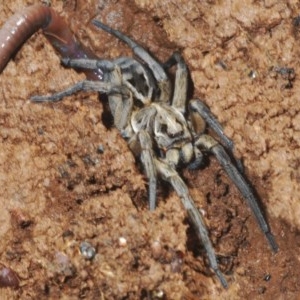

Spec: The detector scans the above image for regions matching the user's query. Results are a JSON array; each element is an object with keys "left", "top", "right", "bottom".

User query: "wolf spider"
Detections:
[{"left": 32, "top": 19, "right": 278, "bottom": 288}]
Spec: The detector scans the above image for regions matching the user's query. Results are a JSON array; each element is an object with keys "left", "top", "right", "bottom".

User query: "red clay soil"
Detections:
[{"left": 0, "top": 0, "right": 299, "bottom": 299}]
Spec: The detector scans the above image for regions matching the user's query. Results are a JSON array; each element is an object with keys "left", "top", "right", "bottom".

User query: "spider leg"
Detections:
[
  {"left": 92, "top": 20, "right": 171, "bottom": 102},
  {"left": 30, "top": 80, "right": 129, "bottom": 102},
  {"left": 128, "top": 130, "right": 157, "bottom": 211},
  {"left": 114, "top": 57, "right": 157, "bottom": 103},
  {"left": 154, "top": 158, "right": 228, "bottom": 288},
  {"left": 63, "top": 57, "right": 156, "bottom": 105},
  {"left": 113, "top": 57, "right": 153, "bottom": 105},
  {"left": 189, "top": 99, "right": 244, "bottom": 172},
  {"left": 195, "top": 134, "right": 278, "bottom": 252},
  {"left": 105, "top": 66, "right": 134, "bottom": 134},
  {"left": 163, "top": 52, "right": 188, "bottom": 114},
  {"left": 62, "top": 57, "right": 114, "bottom": 75},
  {"left": 189, "top": 99, "right": 234, "bottom": 151}
]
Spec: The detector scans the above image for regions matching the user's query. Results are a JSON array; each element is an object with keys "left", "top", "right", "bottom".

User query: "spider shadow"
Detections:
[
  {"left": 185, "top": 217, "right": 234, "bottom": 276},
  {"left": 184, "top": 151, "right": 276, "bottom": 270},
  {"left": 99, "top": 93, "right": 115, "bottom": 128}
]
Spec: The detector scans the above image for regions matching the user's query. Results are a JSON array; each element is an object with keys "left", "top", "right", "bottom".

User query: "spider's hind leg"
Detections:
[
  {"left": 195, "top": 134, "right": 278, "bottom": 253},
  {"left": 155, "top": 158, "right": 228, "bottom": 288}
]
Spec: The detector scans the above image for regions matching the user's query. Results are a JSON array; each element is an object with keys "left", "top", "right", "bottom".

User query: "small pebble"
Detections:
[
  {"left": 0, "top": 265, "right": 20, "bottom": 288},
  {"left": 170, "top": 250, "right": 184, "bottom": 273},
  {"left": 97, "top": 144, "right": 104, "bottom": 154},
  {"left": 80, "top": 242, "right": 96, "bottom": 260},
  {"left": 248, "top": 69, "right": 257, "bottom": 79},
  {"left": 118, "top": 237, "right": 127, "bottom": 247},
  {"left": 264, "top": 274, "right": 271, "bottom": 281},
  {"left": 199, "top": 208, "right": 206, "bottom": 217},
  {"left": 151, "top": 240, "right": 162, "bottom": 259},
  {"left": 152, "top": 289, "right": 164, "bottom": 298}
]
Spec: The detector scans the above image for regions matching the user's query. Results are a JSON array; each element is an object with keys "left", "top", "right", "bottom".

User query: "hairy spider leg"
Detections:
[
  {"left": 130, "top": 130, "right": 157, "bottom": 211},
  {"left": 154, "top": 158, "right": 228, "bottom": 288},
  {"left": 194, "top": 133, "right": 278, "bottom": 252},
  {"left": 61, "top": 57, "right": 113, "bottom": 72},
  {"left": 114, "top": 58, "right": 155, "bottom": 104},
  {"left": 114, "top": 57, "right": 157, "bottom": 101},
  {"left": 163, "top": 52, "right": 188, "bottom": 114},
  {"left": 92, "top": 20, "right": 172, "bottom": 103},
  {"left": 105, "top": 66, "right": 133, "bottom": 132},
  {"left": 31, "top": 80, "right": 129, "bottom": 102},
  {"left": 189, "top": 99, "right": 244, "bottom": 172},
  {"left": 189, "top": 100, "right": 233, "bottom": 151}
]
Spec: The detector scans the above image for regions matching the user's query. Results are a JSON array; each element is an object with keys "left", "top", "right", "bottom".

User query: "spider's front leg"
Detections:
[
  {"left": 30, "top": 58, "right": 133, "bottom": 104},
  {"left": 155, "top": 158, "right": 228, "bottom": 288},
  {"left": 30, "top": 80, "right": 129, "bottom": 103},
  {"left": 92, "top": 19, "right": 172, "bottom": 103},
  {"left": 163, "top": 51, "right": 188, "bottom": 114}
]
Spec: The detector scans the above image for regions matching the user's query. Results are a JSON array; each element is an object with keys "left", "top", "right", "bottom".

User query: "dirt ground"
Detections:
[{"left": 0, "top": 0, "right": 299, "bottom": 299}]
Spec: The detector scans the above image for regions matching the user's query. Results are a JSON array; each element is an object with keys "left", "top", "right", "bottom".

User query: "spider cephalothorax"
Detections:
[{"left": 32, "top": 20, "right": 278, "bottom": 288}]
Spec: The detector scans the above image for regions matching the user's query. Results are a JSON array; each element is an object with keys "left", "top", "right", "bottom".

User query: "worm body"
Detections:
[{"left": 0, "top": 4, "right": 103, "bottom": 80}]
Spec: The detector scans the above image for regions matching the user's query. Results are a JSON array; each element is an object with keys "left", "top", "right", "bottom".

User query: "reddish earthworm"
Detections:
[{"left": 0, "top": 4, "right": 103, "bottom": 80}]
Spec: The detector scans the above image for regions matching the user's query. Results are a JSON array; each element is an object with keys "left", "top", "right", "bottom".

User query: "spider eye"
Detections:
[
  {"left": 160, "top": 124, "right": 168, "bottom": 134},
  {"left": 169, "top": 131, "right": 183, "bottom": 138}
]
